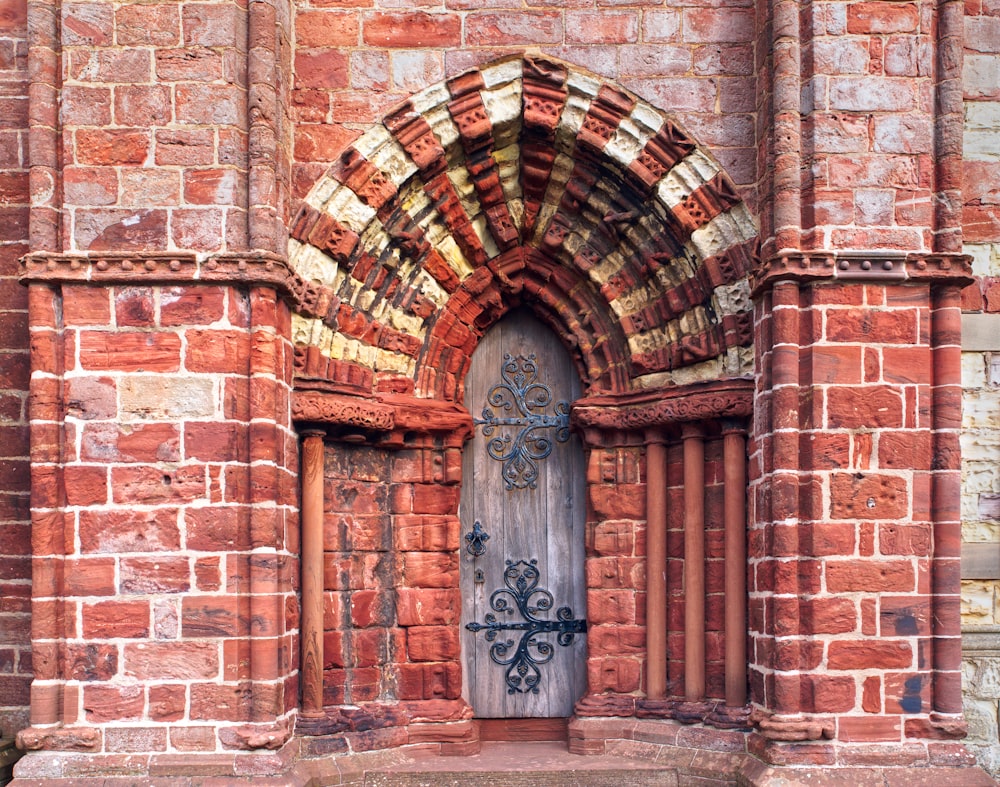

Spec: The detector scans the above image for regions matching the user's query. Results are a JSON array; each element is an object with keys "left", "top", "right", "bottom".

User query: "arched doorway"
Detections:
[{"left": 287, "top": 54, "right": 759, "bottom": 743}]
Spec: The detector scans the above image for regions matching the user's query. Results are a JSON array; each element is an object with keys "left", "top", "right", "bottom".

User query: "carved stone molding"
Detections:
[
  {"left": 292, "top": 390, "right": 395, "bottom": 431},
  {"left": 572, "top": 379, "right": 753, "bottom": 434},
  {"left": 751, "top": 251, "right": 974, "bottom": 295},
  {"left": 292, "top": 386, "right": 474, "bottom": 446},
  {"left": 20, "top": 251, "right": 310, "bottom": 307}
]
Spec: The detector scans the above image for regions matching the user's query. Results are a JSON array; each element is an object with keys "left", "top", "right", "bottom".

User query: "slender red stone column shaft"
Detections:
[
  {"left": 722, "top": 420, "right": 748, "bottom": 708},
  {"left": 931, "top": 285, "right": 964, "bottom": 715},
  {"left": 300, "top": 430, "right": 326, "bottom": 717},
  {"left": 682, "top": 422, "right": 706, "bottom": 702},
  {"left": 645, "top": 430, "right": 668, "bottom": 700}
]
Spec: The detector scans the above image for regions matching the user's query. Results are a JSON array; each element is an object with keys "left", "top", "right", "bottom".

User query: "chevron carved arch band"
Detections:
[{"left": 287, "top": 56, "right": 759, "bottom": 403}]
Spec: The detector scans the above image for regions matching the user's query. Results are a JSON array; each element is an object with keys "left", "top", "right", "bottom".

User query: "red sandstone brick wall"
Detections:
[
  {"left": 290, "top": 0, "right": 757, "bottom": 210},
  {"left": 59, "top": 0, "right": 250, "bottom": 253},
  {"left": 0, "top": 0, "right": 997, "bottom": 772},
  {"left": 0, "top": 0, "right": 30, "bottom": 739}
]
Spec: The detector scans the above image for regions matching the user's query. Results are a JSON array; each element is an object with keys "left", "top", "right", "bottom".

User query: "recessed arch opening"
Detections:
[{"left": 287, "top": 55, "right": 759, "bottom": 402}]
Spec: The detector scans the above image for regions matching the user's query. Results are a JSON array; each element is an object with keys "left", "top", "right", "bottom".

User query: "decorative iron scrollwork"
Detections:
[
  {"left": 465, "top": 558, "right": 586, "bottom": 695},
  {"left": 473, "top": 354, "right": 570, "bottom": 490},
  {"left": 465, "top": 519, "right": 490, "bottom": 557}
]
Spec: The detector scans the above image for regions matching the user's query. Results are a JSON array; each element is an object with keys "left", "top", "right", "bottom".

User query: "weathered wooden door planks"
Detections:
[{"left": 460, "top": 310, "right": 587, "bottom": 718}]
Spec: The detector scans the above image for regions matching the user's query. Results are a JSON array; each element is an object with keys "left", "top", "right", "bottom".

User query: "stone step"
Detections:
[
  {"left": 366, "top": 770, "right": 678, "bottom": 787},
  {"left": 361, "top": 742, "right": 685, "bottom": 787}
]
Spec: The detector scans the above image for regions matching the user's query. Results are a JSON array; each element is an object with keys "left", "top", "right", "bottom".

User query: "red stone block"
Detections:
[
  {"left": 807, "top": 345, "right": 862, "bottom": 385},
  {"left": 401, "top": 552, "right": 458, "bottom": 588},
  {"left": 829, "top": 472, "right": 908, "bottom": 519},
  {"left": 184, "top": 329, "right": 250, "bottom": 373},
  {"left": 684, "top": 8, "right": 754, "bottom": 43},
  {"left": 124, "top": 641, "right": 220, "bottom": 681},
  {"left": 111, "top": 464, "right": 207, "bottom": 506},
  {"left": 83, "top": 684, "right": 144, "bottom": 723},
  {"left": 803, "top": 674, "right": 856, "bottom": 714},
  {"left": 65, "top": 643, "right": 118, "bottom": 681},
  {"left": 879, "top": 523, "right": 931, "bottom": 556},
  {"left": 190, "top": 682, "right": 253, "bottom": 722},
  {"left": 587, "top": 589, "right": 636, "bottom": 625},
  {"left": 79, "top": 331, "right": 181, "bottom": 373},
  {"left": 185, "top": 421, "right": 245, "bottom": 463},
  {"left": 800, "top": 596, "right": 858, "bottom": 634},
  {"left": 828, "top": 639, "right": 912, "bottom": 670},
  {"left": 826, "top": 559, "right": 915, "bottom": 592},
  {"left": 838, "top": 714, "right": 902, "bottom": 742},
  {"left": 114, "top": 286, "right": 155, "bottom": 327},
  {"left": 169, "top": 724, "right": 216, "bottom": 752},
  {"left": 120, "top": 557, "right": 191, "bottom": 594},
  {"left": 566, "top": 11, "right": 638, "bottom": 44},
  {"left": 62, "top": 464, "right": 108, "bottom": 507},
  {"left": 82, "top": 600, "right": 150, "bottom": 638},
  {"left": 81, "top": 422, "right": 180, "bottom": 464},
  {"left": 149, "top": 684, "right": 186, "bottom": 722},
  {"left": 587, "top": 656, "right": 641, "bottom": 693},
  {"left": 395, "top": 662, "right": 461, "bottom": 700},
  {"left": 396, "top": 588, "right": 460, "bottom": 626},
  {"left": 847, "top": 2, "right": 919, "bottom": 33},
  {"left": 363, "top": 12, "right": 462, "bottom": 47},
  {"left": 75, "top": 129, "right": 150, "bottom": 166},
  {"left": 115, "top": 84, "right": 171, "bottom": 127},
  {"left": 63, "top": 287, "right": 112, "bottom": 326},
  {"left": 62, "top": 556, "right": 116, "bottom": 597},
  {"left": 407, "top": 626, "right": 459, "bottom": 662},
  {"left": 296, "top": 11, "right": 360, "bottom": 47},
  {"left": 181, "top": 596, "right": 247, "bottom": 638}
]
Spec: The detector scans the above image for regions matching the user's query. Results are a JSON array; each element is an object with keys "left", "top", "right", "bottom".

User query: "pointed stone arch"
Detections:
[{"left": 287, "top": 56, "right": 759, "bottom": 401}]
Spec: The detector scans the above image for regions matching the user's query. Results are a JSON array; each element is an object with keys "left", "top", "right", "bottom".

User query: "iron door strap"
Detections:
[
  {"left": 473, "top": 353, "right": 570, "bottom": 490},
  {"left": 465, "top": 558, "right": 586, "bottom": 695}
]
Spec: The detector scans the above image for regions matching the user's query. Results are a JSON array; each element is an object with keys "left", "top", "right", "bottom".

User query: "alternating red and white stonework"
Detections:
[{"left": 0, "top": 0, "right": 997, "bottom": 784}]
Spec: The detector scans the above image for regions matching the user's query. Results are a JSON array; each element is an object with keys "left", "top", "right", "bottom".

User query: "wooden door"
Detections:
[{"left": 460, "top": 310, "right": 587, "bottom": 718}]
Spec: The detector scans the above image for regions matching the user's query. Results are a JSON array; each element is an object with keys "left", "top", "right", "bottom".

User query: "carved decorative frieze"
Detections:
[
  {"left": 572, "top": 379, "right": 753, "bottom": 433},
  {"left": 292, "top": 386, "right": 474, "bottom": 446},
  {"left": 292, "top": 390, "right": 395, "bottom": 431},
  {"left": 751, "top": 251, "right": 974, "bottom": 295}
]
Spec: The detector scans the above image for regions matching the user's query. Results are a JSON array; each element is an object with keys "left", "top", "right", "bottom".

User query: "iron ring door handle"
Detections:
[{"left": 465, "top": 519, "right": 490, "bottom": 556}]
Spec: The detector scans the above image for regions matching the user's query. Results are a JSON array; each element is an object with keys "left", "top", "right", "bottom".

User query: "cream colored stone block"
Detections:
[
  {"left": 119, "top": 376, "right": 217, "bottom": 420},
  {"left": 495, "top": 143, "right": 524, "bottom": 210},
  {"left": 482, "top": 82, "right": 523, "bottom": 149},
  {"left": 714, "top": 280, "right": 753, "bottom": 316},
  {"left": 409, "top": 82, "right": 450, "bottom": 115},
  {"left": 421, "top": 105, "right": 459, "bottom": 163},
  {"left": 304, "top": 173, "right": 340, "bottom": 211},
  {"left": 672, "top": 356, "right": 725, "bottom": 386},
  {"left": 966, "top": 243, "right": 1000, "bottom": 277},
  {"left": 290, "top": 243, "right": 339, "bottom": 286},
  {"left": 964, "top": 314, "right": 1000, "bottom": 352},
  {"left": 470, "top": 214, "right": 501, "bottom": 259},
  {"left": 964, "top": 521, "right": 1000, "bottom": 543},
  {"left": 961, "top": 580, "right": 997, "bottom": 624},
  {"left": 480, "top": 58, "right": 521, "bottom": 90},
  {"left": 372, "top": 138, "right": 420, "bottom": 188},
  {"left": 324, "top": 188, "right": 378, "bottom": 234},
  {"left": 964, "top": 352, "right": 990, "bottom": 388}
]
